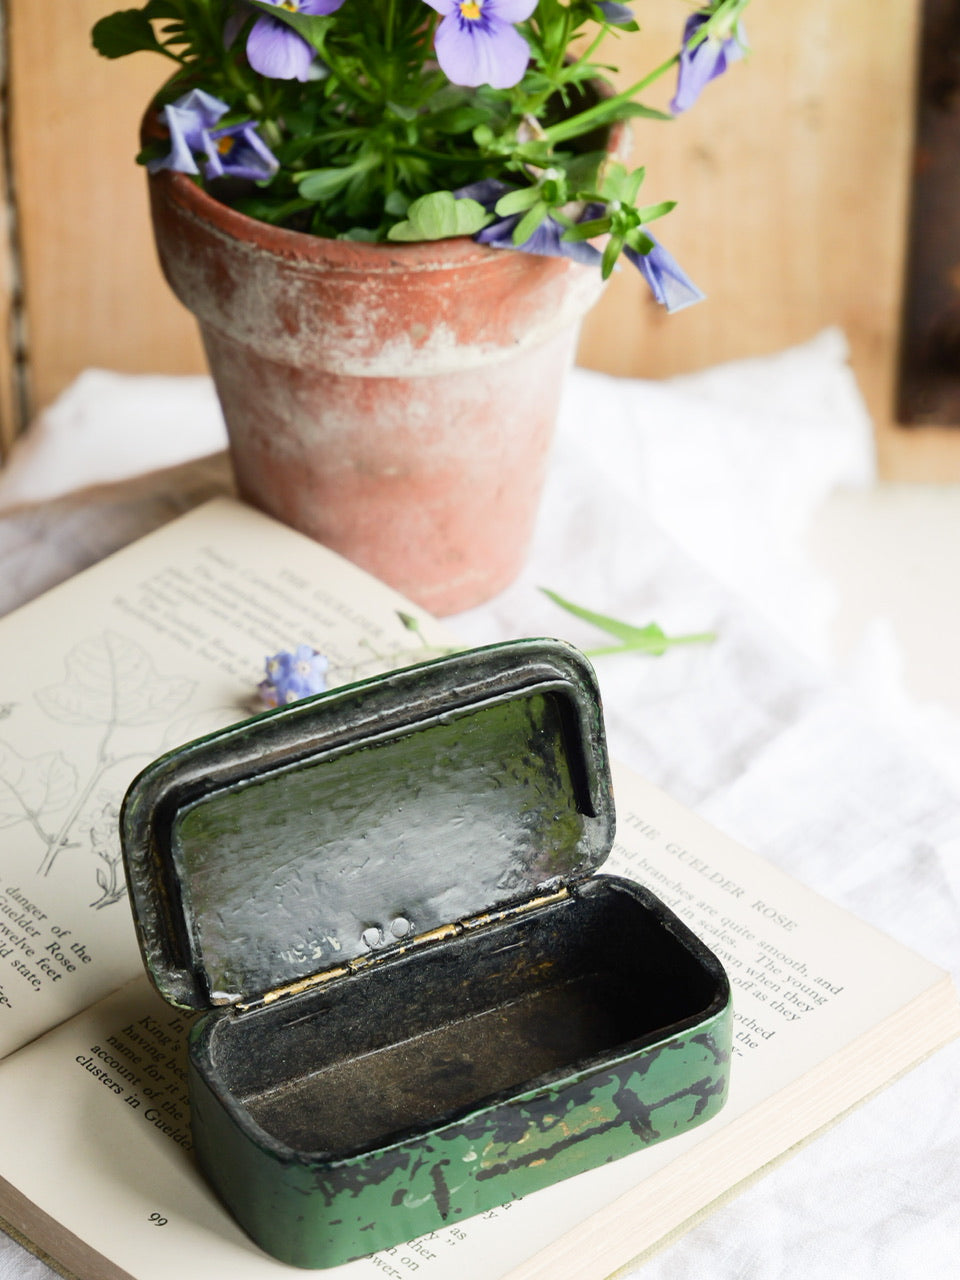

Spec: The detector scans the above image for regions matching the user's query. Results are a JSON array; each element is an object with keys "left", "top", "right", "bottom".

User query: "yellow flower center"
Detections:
[
  {"left": 217, "top": 136, "right": 236, "bottom": 156},
  {"left": 460, "top": 1, "right": 482, "bottom": 18},
  {"left": 279, "top": 2, "right": 299, "bottom": 11}
]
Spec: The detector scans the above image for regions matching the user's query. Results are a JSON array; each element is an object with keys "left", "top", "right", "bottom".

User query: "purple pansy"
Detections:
[
  {"left": 670, "top": 11, "right": 746, "bottom": 114},
  {"left": 258, "top": 645, "right": 330, "bottom": 707},
  {"left": 147, "top": 89, "right": 230, "bottom": 176},
  {"left": 476, "top": 214, "right": 603, "bottom": 265},
  {"left": 245, "top": 0, "right": 345, "bottom": 82},
  {"left": 423, "top": 0, "right": 537, "bottom": 89},
  {"left": 204, "top": 121, "right": 281, "bottom": 181},
  {"left": 147, "top": 89, "right": 279, "bottom": 181},
  {"left": 624, "top": 236, "right": 705, "bottom": 313}
]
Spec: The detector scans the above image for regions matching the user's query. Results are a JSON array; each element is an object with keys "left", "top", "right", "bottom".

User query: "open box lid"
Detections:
[{"left": 120, "top": 639, "right": 615, "bottom": 1011}]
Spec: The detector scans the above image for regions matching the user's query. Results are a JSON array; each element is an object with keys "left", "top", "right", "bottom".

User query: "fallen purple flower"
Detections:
[
  {"left": 246, "top": 0, "right": 344, "bottom": 82},
  {"left": 624, "top": 236, "right": 705, "bottom": 312},
  {"left": 423, "top": 0, "right": 537, "bottom": 89},
  {"left": 670, "top": 11, "right": 745, "bottom": 114},
  {"left": 258, "top": 645, "right": 330, "bottom": 707}
]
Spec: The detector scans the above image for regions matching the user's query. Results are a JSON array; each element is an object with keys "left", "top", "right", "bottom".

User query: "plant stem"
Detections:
[{"left": 542, "top": 51, "right": 681, "bottom": 145}]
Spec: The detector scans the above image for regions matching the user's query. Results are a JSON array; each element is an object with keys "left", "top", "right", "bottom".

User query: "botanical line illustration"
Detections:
[{"left": 0, "top": 631, "right": 196, "bottom": 907}]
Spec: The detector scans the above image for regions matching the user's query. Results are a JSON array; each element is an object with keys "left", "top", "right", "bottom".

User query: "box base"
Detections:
[{"left": 189, "top": 876, "right": 731, "bottom": 1268}]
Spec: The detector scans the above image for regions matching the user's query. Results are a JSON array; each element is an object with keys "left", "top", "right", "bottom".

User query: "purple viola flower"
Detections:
[
  {"left": 205, "top": 121, "right": 280, "bottom": 181},
  {"left": 594, "top": 2, "right": 636, "bottom": 26},
  {"left": 246, "top": 0, "right": 344, "bottom": 82},
  {"left": 146, "top": 89, "right": 278, "bottom": 182},
  {"left": 258, "top": 645, "right": 329, "bottom": 708},
  {"left": 423, "top": 0, "right": 537, "bottom": 90},
  {"left": 670, "top": 11, "right": 746, "bottom": 114},
  {"left": 476, "top": 213, "right": 603, "bottom": 266},
  {"left": 624, "top": 236, "right": 705, "bottom": 313},
  {"left": 147, "top": 89, "right": 230, "bottom": 176}
]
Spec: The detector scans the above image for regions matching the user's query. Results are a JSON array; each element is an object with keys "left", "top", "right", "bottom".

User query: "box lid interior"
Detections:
[{"left": 121, "top": 640, "right": 614, "bottom": 1010}]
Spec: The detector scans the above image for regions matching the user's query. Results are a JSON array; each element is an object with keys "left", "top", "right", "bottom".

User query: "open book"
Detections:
[{"left": 0, "top": 498, "right": 957, "bottom": 1280}]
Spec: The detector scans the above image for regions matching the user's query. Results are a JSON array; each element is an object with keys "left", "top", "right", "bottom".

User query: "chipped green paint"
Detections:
[{"left": 189, "top": 1006, "right": 730, "bottom": 1268}]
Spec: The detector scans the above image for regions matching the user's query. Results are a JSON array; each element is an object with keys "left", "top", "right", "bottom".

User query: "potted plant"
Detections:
[{"left": 94, "top": 0, "right": 749, "bottom": 614}]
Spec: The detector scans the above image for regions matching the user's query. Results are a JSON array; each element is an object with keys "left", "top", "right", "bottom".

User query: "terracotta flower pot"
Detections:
[{"left": 146, "top": 145, "right": 612, "bottom": 614}]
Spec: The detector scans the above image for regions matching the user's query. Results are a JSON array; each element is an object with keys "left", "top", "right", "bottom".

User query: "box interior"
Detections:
[{"left": 202, "top": 876, "right": 725, "bottom": 1157}]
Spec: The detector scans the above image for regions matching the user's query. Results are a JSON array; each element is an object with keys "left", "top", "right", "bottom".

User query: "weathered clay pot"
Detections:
[{"left": 147, "top": 153, "right": 609, "bottom": 614}]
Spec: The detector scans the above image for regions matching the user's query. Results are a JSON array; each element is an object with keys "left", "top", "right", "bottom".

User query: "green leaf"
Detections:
[
  {"left": 624, "top": 227, "right": 655, "bottom": 256},
  {"left": 233, "top": 195, "right": 313, "bottom": 225},
  {"left": 562, "top": 150, "right": 607, "bottom": 190},
  {"left": 91, "top": 10, "right": 164, "bottom": 59},
  {"left": 298, "top": 166, "right": 359, "bottom": 202},
  {"left": 540, "top": 589, "right": 716, "bottom": 657},
  {"left": 384, "top": 189, "right": 410, "bottom": 217},
  {"left": 494, "top": 187, "right": 541, "bottom": 217},
  {"left": 428, "top": 106, "right": 491, "bottom": 135},
  {"left": 621, "top": 167, "right": 646, "bottom": 207},
  {"left": 608, "top": 103, "right": 674, "bottom": 124},
  {"left": 512, "top": 201, "right": 549, "bottom": 246},
  {"left": 387, "top": 192, "right": 490, "bottom": 242},
  {"left": 635, "top": 199, "right": 677, "bottom": 223},
  {"left": 562, "top": 217, "right": 611, "bottom": 243},
  {"left": 601, "top": 233, "right": 624, "bottom": 280},
  {"left": 386, "top": 101, "right": 419, "bottom": 122}
]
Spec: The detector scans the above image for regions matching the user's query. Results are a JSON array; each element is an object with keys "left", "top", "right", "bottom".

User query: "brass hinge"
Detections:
[{"left": 234, "top": 885, "right": 571, "bottom": 1015}]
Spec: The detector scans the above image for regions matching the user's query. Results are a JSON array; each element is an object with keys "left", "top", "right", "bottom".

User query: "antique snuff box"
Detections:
[{"left": 120, "top": 639, "right": 731, "bottom": 1269}]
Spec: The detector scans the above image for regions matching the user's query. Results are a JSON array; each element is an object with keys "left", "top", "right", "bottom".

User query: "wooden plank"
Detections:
[
  {"left": 576, "top": 0, "right": 960, "bottom": 479},
  {"left": 896, "top": 0, "right": 960, "bottom": 426},
  {"left": 7, "top": 0, "right": 204, "bottom": 424}
]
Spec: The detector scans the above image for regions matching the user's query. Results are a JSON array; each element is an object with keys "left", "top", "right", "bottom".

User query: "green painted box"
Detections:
[{"left": 120, "top": 639, "right": 731, "bottom": 1269}]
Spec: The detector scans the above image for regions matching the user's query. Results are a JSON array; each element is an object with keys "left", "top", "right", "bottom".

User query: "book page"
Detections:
[
  {"left": 0, "top": 767, "right": 953, "bottom": 1280},
  {"left": 0, "top": 499, "right": 456, "bottom": 1058}
]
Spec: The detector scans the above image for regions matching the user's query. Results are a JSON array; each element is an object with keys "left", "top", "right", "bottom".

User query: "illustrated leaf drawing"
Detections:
[
  {"left": 34, "top": 631, "right": 195, "bottom": 727},
  {"left": 0, "top": 740, "right": 77, "bottom": 828}
]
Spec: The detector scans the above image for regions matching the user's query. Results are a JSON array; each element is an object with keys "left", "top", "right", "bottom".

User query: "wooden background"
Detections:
[{"left": 2, "top": 0, "right": 958, "bottom": 478}]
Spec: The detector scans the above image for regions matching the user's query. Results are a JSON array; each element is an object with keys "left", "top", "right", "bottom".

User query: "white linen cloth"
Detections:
[{"left": 0, "top": 328, "right": 957, "bottom": 1280}]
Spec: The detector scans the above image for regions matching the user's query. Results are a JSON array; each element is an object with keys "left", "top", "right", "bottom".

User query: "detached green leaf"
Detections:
[
  {"left": 387, "top": 192, "right": 490, "bottom": 241},
  {"left": 91, "top": 9, "right": 165, "bottom": 58},
  {"left": 540, "top": 588, "right": 716, "bottom": 657}
]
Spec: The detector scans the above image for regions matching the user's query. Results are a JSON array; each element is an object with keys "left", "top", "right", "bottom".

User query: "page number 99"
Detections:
[{"left": 149, "top": 1212, "right": 168, "bottom": 1227}]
